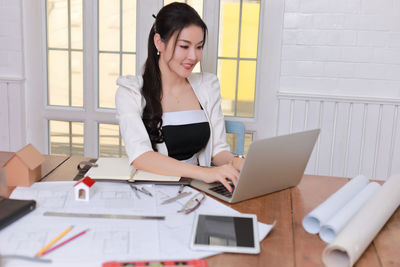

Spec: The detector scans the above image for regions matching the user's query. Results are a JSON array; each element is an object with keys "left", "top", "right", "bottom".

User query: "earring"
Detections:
[{"left": 157, "top": 50, "right": 160, "bottom": 56}]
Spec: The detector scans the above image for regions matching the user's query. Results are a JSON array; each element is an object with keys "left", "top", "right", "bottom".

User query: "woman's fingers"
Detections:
[
  {"left": 201, "top": 164, "right": 241, "bottom": 192},
  {"left": 214, "top": 164, "right": 239, "bottom": 191},
  {"left": 219, "top": 178, "right": 233, "bottom": 192}
]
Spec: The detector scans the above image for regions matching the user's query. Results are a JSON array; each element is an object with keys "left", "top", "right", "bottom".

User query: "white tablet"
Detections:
[{"left": 190, "top": 213, "right": 260, "bottom": 254}]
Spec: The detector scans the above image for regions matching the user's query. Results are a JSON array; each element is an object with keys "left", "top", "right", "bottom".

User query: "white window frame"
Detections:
[{"left": 23, "top": 0, "right": 284, "bottom": 156}]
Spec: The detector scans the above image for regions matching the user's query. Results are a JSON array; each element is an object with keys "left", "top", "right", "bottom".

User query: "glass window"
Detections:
[
  {"left": 163, "top": 0, "right": 203, "bottom": 18},
  {"left": 98, "top": 0, "right": 137, "bottom": 109},
  {"left": 226, "top": 132, "right": 253, "bottom": 156},
  {"left": 218, "top": 0, "right": 260, "bottom": 117},
  {"left": 99, "top": 123, "right": 126, "bottom": 158},
  {"left": 49, "top": 120, "right": 84, "bottom": 156},
  {"left": 46, "top": 0, "right": 83, "bottom": 107}
]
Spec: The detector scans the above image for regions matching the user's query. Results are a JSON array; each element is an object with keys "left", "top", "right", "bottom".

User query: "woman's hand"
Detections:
[
  {"left": 230, "top": 156, "right": 245, "bottom": 171},
  {"left": 200, "top": 164, "right": 240, "bottom": 192}
]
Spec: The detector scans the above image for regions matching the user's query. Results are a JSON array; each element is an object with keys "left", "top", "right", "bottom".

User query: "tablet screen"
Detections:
[{"left": 194, "top": 214, "right": 255, "bottom": 248}]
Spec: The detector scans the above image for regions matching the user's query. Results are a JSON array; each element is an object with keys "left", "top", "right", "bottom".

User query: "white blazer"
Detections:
[{"left": 115, "top": 72, "right": 230, "bottom": 166}]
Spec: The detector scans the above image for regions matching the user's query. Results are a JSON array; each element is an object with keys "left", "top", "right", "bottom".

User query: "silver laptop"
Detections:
[{"left": 190, "top": 129, "right": 320, "bottom": 203}]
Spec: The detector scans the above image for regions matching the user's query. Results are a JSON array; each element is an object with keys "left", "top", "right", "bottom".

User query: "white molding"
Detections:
[
  {"left": 0, "top": 77, "right": 25, "bottom": 82},
  {"left": 278, "top": 91, "right": 400, "bottom": 105}
]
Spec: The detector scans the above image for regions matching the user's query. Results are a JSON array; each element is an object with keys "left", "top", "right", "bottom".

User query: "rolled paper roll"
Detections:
[
  {"left": 319, "top": 182, "right": 381, "bottom": 243},
  {"left": 302, "top": 175, "right": 369, "bottom": 234},
  {"left": 322, "top": 174, "right": 400, "bottom": 267}
]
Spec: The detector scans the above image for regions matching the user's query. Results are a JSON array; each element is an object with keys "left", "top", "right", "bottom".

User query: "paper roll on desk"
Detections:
[
  {"left": 322, "top": 174, "right": 400, "bottom": 267},
  {"left": 319, "top": 182, "right": 381, "bottom": 243},
  {"left": 302, "top": 175, "right": 370, "bottom": 234}
]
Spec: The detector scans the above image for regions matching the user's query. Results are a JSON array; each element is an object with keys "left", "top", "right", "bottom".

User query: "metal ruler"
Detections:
[{"left": 44, "top": 211, "right": 165, "bottom": 220}]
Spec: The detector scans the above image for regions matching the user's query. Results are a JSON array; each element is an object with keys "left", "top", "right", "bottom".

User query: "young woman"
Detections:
[{"left": 115, "top": 2, "right": 244, "bottom": 192}]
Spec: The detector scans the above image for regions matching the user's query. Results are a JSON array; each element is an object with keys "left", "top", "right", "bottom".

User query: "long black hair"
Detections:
[{"left": 141, "top": 2, "right": 207, "bottom": 151}]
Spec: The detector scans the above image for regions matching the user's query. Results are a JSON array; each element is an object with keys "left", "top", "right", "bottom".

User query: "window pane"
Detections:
[
  {"left": 122, "top": 0, "right": 136, "bottom": 52},
  {"left": 226, "top": 133, "right": 238, "bottom": 154},
  {"left": 70, "top": 0, "right": 83, "bottom": 50},
  {"left": 99, "top": 0, "right": 120, "bottom": 51},
  {"left": 240, "top": 0, "right": 260, "bottom": 58},
  {"left": 226, "top": 132, "right": 253, "bottom": 156},
  {"left": 49, "top": 120, "right": 84, "bottom": 156},
  {"left": 218, "top": 0, "right": 260, "bottom": 118},
  {"left": 71, "top": 51, "right": 83, "bottom": 106},
  {"left": 71, "top": 122, "right": 84, "bottom": 155},
  {"left": 244, "top": 132, "right": 253, "bottom": 155},
  {"left": 237, "top": 60, "right": 256, "bottom": 117},
  {"left": 122, "top": 54, "right": 136, "bottom": 76},
  {"left": 218, "top": 0, "right": 240, "bottom": 58},
  {"left": 99, "top": 53, "right": 119, "bottom": 109},
  {"left": 48, "top": 50, "right": 69, "bottom": 106},
  {"left": 47, "top": 0, "right": 68, "bottom": 48},
  {"left": 218, "top": 59, "right": 237, "bottom": 116},
  {"left": 99, "top": 123, "right": 126, "bottom": 157},
  {"left": 163, "top": 0, "right": 203, "bottom": 17}
]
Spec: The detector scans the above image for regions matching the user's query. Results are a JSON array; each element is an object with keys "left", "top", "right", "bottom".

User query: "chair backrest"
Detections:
[{"left": 225, "top": 120, "right": 245, "bottom": 155}]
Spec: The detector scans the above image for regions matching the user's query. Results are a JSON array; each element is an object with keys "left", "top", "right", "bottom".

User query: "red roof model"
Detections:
[{"left": 74, "top": 176, "right": 96, "bottom": 188}]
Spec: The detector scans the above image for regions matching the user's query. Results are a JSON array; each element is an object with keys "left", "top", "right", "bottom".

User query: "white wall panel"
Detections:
[
  {"left": 360, "top": 104, "right": 380, "bottom": 178},
  {"left": 277, "top": 94, "right": 400, "bottom": 180},
  {"left": 277, "top": 99, "right": 292, "bottom": 135},
  {"left": 375, "top": 105, "right": 397, "bottom": 179},
  {"left": 317, "top": 101, "right": 335, "bottom": 176},
  {"left": 0, "top": 79, "right": 25, "bottom": 152},
  {"left": 331, "top": 102, "right": 350, "bottom": 177},
  {"left": 0, "top": 82, "right": 10, "bottom": 151},
  {"left": 345, "top": 103, "right": 365, "bottom": 178},
  {"left": 389, "top": 107, "right": 400, "bottom": 176},
  {"left": 7, "top": 82, "right": 25, "bottom": 151},
  {"left": 304, "top": 101, "right": 321, "bottom": 174}
]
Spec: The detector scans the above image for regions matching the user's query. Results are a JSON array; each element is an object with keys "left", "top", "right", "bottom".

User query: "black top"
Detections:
[{"left": 162, "top": 110, "right": 210, "bottom": 162}]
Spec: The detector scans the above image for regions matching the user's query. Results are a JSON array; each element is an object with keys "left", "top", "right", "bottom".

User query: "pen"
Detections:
[
  {"left": 35, "top": 225, "right": 73, "bottom": 257},
  {"left": 40, "top": 229, "right": 89, "bottom": 257},
  {"left": 129, "top": 184, "right": 141, "bottom": 199},
  {"left": 140, "top": 186, "right": 153, "bottom": 197}
]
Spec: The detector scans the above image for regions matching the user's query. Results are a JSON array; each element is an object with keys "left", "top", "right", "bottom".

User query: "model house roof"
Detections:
[
  {"left": 3, "top": 144, "right": 45, "bottom": 169},
  {"left": 74, "top": 176, "right": 96, "bottom": 188}
]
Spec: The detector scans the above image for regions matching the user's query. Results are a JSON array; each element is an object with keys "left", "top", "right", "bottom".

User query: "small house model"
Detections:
[
  {"left": 3, "top": 144, "right": 45, "bottom": 187},
  {"left": 74, "top": 176, "right": 96, "bottom": 201}
]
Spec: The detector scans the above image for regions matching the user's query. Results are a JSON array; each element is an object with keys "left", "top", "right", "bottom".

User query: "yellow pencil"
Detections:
[{"left": 35, "top": 225, "right": 73, "bottom": 257}]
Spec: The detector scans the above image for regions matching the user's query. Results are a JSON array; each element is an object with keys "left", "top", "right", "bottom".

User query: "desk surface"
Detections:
[{"left": 2, "top": 153, "right": 400, "bottom": 267}]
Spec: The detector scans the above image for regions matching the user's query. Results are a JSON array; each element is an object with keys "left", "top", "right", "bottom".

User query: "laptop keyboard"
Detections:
[{"left": 209, "top": 183, "right": 235, "bottom": 198}]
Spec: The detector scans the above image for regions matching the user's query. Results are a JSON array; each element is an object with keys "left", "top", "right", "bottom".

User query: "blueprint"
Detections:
[{"left": 0, "top": 182, "right": 274, "bottom": 267}]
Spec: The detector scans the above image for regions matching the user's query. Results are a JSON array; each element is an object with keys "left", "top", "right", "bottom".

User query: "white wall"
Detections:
[
  {"left": 278, "top": 0, "right": 400, "bottom": 180},
  {"left": 0, "top": 0, "right": 25, "bottom": 152},
  {"left": 281, "top": 0, "right": 400, "bottom": 98}
]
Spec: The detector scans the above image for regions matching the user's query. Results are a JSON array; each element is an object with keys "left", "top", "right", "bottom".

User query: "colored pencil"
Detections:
[
  {"left": 40, "top": 229, "right": 89, "bottom": 257},
  {"left": 35, "top": 225, "right": 73, "bottom": 257}
]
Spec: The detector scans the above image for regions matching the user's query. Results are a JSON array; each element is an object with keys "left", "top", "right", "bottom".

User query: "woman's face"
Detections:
[{"left": 159, "top": 25, "right": 204, "bottom": 78}]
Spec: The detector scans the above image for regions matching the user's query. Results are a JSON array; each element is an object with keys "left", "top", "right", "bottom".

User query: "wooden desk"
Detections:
[{"left": 3, "top": 154, "right": 400, "bottom": 266}]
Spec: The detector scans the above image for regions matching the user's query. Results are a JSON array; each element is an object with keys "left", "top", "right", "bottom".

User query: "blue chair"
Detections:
[{"left": 225, "top": 120, "right": 245, "bottom": 155}]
